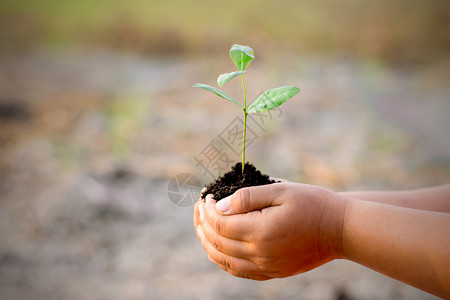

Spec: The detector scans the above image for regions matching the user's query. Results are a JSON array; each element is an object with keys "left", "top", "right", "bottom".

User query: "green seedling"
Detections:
[{"left": 193, "top": 44, "right": 300, "bottom": 174}]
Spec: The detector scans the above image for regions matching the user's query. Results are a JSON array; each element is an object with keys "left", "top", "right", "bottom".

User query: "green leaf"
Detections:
[
  {"left": 229, "top": 44, "right": 254, "bottom": 71},
  {"left": 247, "top": 86, "right": 300, "bottom": 113},
  {"left": 217, "top": 71, "right": 246, "bottom": 87},
  {"left": 193, "top": 83, "right": 242, "bottom": 108}
]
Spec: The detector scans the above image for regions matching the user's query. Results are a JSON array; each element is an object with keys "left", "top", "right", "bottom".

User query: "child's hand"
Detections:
[{"left": 194, "top": 183, "right": 347, "bottom": 280}]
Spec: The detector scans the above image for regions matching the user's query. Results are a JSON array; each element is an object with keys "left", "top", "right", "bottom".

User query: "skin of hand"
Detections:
[
  {"left": 194, "top": 183, "right": 450, "bottom": 298},
  {"left": 193, "top": 182, "right": 347, "bottom": 280}
]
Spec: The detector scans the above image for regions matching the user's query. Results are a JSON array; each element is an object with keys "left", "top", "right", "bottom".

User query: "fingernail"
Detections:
[{"left": 216, "top": 196, "right": 230, "bottom": 213}]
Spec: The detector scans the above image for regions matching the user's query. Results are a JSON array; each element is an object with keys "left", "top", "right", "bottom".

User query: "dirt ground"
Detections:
[{"left": 0, "top": 49, "right": 448, "bottom": 299}]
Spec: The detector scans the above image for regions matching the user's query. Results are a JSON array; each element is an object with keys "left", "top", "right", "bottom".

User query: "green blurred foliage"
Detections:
[{"left": 0, "top": 0, "right": 449, "bottom": 64}]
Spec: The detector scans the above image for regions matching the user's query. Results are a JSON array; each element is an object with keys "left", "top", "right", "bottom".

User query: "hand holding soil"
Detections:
[
  {"left": 192, "top": 43, "right": 450, "bottom": 298},
  {"left": 194, "top": 184, "right": 450, "bottom": 298},
  {"left": 194, "top": 182, "right": 347, "bottom": 280}
]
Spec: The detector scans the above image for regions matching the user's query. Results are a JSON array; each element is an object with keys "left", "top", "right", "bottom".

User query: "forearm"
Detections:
[
  {"left": 339, "top": 184, "right": 450, "bottom": 213},
  {"left": 341, "top": 198, "right": 450, "bottom": 298}
]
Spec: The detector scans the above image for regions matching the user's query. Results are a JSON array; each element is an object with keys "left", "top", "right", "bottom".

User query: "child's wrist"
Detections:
[{"left": 318, "top": 191, "right": 349, "bottom": 260}]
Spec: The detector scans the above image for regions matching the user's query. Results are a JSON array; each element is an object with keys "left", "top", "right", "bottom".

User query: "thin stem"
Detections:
[{"left": 241, "top": 74, "right": 247, "bottom": 174}]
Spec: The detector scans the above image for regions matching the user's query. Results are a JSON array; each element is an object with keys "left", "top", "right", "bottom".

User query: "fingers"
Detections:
[
  {"left": 197, "top": 224, "right": 270, "bottom": 280},
  {"left": 199, "top": 200, "right": 253, "bottom": 259},
  {"left": 221, "top": 267, "right": 272, "bottom": 281},
  {"left": 194, "top": 200, "right": 201, "bottom": 241},
  {"left": 193, "top": 188, "right": 206, "bottom": 241},
  {"left": 205, "top": 194, "right": 258, "bottom": 241},
  {"left": 196, "top": 192, "right": 279, "bottom": 281},
  {"left": 216, "top": 184, "right": 286, "bottom": 215}
]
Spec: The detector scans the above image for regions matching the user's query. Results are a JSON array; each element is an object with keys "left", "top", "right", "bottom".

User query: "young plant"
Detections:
[{"left": 193, "top": 44, "right": 300, "bottom": 174}]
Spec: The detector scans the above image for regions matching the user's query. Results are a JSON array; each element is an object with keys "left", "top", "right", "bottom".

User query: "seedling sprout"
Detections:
[{"left": 193, "top": 44, "right": 300, "bottom": 173}]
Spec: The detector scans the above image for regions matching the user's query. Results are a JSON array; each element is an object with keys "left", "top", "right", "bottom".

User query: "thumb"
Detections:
[{"left": 216, "top": 184, "right": 280, "bottom": 215}]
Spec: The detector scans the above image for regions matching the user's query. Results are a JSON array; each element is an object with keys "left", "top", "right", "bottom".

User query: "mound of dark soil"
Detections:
[{"left": 201, "top": 162, "right": 276, "bottom": 201}]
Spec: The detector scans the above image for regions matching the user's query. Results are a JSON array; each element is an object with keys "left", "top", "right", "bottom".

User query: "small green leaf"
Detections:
[
  {"left": 229, "top": 44, "right": 254, "bottom": 71},
  {"left": 193, "top": 83, "right": 242, "bottom": 108},
  {"left": 247, "top": 86, "right": 300, "bottom": 113},
  {"left": 217, "top": 71, "right": 246, "bottom": 87}
]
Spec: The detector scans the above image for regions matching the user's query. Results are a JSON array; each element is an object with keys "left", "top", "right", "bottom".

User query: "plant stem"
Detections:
[{"left": 241, "top": 74, "right": 247, "bottom": 174}]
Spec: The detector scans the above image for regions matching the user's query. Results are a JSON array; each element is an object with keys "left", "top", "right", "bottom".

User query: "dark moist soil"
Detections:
[{"left": 201, "top": 162, "right": 276, "bottom": 201}]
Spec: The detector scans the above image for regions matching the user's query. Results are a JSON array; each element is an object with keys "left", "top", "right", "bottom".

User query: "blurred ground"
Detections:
[
  {"left": 1, "top": 1, "right": 450, "bottom": 299},
  {"left": 1, "top": 49, "right": 448, "bottom": 300}
]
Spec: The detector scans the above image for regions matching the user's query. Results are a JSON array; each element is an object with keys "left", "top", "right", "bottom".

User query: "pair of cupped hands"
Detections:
[{"left": 193, "top": 180, "right": 347, "bottom": 280}]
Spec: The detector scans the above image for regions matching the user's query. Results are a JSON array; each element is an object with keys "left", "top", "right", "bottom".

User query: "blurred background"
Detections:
[{"left": 0, "top": 0, "right": 449, "bottom": 299}]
